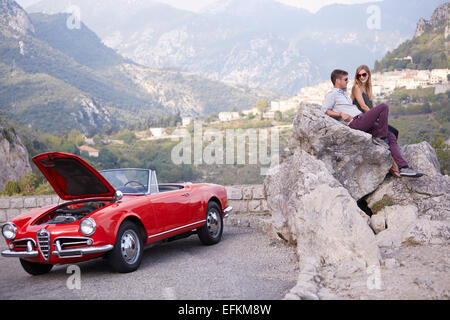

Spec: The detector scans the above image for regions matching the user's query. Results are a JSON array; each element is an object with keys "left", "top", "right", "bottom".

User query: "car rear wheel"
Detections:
[
  {"left": 107, "top": 221, "right": 143, "bottom": 273},
  {"left": 198, "top": 202, "right": 223, "bottom": 245},
  {"left": 19, "top": 259, "right": 53, "bottom": 276}
]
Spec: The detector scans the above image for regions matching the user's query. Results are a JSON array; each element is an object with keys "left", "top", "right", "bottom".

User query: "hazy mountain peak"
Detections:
[
  {"left": 200, "top": 0, "right": 233, "bottom": 14},
  {"left": 414, "top": 1, "right": 449, "bottom": 37},
  {"left": 0, "top": 0, "right": 35, "bottom": 35}
]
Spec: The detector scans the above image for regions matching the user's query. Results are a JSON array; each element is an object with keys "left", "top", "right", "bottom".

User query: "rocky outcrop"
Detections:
[
  {"left": 289, "top": 103, "right": 392, "bottom": 200},
  {"left": 265, "top": 147, "right": 381, "bottom": 264},
  {"left": 0, "top": 124, "right": 32, "bottom": 190},
  {"left": 0, "top": 0, "right": 35, "bottom": 36},
  {"left": 367, "top": 142, "right": 450, "bottom": 247},
  {"left": 264, "top": 103, "right": 450, "bottom": 299},
  {"left": 414, "top": 2, "right": 449, "bottom": 37},
  {"left": 265, "top": 148, "right": 381, "bottom": 299}
]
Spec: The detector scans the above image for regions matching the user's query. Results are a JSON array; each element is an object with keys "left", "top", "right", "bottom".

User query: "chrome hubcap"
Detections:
[
  {"left": 120, "top": 230, "right": 140, "bottom": 264},
  {"left": 207, "top": 210, "right": 221, "bottom": 238}
]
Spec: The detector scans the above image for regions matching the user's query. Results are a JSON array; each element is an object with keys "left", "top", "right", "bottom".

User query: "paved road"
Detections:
[{"left": 0, "top": 224, "right": 298, "bottom": 300}]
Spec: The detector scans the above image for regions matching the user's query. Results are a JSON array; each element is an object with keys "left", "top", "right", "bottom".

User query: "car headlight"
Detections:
[
  {"left": 2, "top": 223, "right": 17, "bottom": 240},
  {"left": 80, "top": 218, "right": 96, "bottom": 236}
]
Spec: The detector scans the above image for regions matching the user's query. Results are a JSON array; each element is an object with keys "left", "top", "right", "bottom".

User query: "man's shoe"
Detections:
[
  {"left": 400, "top": 166, "right": 424, "bottom": 178},
  {"left": 372, "top": 137, "right": 389, "bottom": 147}
]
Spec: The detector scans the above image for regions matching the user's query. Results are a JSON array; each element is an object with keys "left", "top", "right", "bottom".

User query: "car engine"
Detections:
[{"left": 36, "top": 200, "right": 112, "bottom": 225}]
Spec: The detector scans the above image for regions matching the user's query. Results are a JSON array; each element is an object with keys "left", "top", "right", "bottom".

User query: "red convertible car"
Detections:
[{"left": 1, "top": 152, "right": 231, "bottom": 275}]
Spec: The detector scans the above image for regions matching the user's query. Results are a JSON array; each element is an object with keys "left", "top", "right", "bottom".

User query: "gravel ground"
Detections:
[
  {"left": 319, "top": 244, "right": 450, "bottom": 300},
  {"left": 0, "top": 223, "right": 298, "bottom": 300}
]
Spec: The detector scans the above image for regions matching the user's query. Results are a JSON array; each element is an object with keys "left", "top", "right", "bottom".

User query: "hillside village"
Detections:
[{"left": 187, "top": 68, "right": 449, "bottom": 124}]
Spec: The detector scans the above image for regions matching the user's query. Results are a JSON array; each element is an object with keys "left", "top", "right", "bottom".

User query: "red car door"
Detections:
[{"left": 148, "top": 187, "right": 196, "bottom": 240}]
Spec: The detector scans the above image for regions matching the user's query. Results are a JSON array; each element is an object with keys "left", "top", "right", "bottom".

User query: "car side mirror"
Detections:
[{"left": 114, "top": 191, "right": 123, "bottom": 202}]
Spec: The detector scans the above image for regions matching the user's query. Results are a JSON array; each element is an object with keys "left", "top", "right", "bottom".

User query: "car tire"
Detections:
[
  {"left": 19, "top": 259, "right": 53, "bottom": 276},
  {"left": 107, "top": 220, "right": 144, "bottom": 273},
  {"left": 198, "top": 202, "right": 223, "bottom": 245}
]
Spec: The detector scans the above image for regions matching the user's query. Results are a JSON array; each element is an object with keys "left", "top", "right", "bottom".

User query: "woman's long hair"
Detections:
[{"left": 352, "top": 65, "right": 373, "bottom": 101}]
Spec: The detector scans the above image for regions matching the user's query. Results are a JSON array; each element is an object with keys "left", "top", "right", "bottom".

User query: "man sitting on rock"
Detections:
[{"left": 322, "top": 69, "right": 423, "bottom": 178}]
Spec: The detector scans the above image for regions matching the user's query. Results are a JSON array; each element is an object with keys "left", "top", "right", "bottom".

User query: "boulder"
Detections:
[
  {"left": 401, "top": 142, "right": 442, "bottom": 177},
  {"left": 264, "top": 148, "right": 381, "bottom": 272},
  {"left": 0, "top": 124, "right": 32, "bottom": 190},
  {"left": 289, "top": 103, "right": 392, "bottom": 200},
  {"left": 370, "top": 213, "right": 387, "bottom": 234},
  {"left": 264, "top": 104, "right": 449, "bottom": 299},
  {"left": 367, "top": 142, "right": 450, "bottom": 246},
  {"left": 373, "top": 205, "right": 449, "bottom": 247},
  {"left": 367, "top": 142, "right": 450, "bottom": 221}
]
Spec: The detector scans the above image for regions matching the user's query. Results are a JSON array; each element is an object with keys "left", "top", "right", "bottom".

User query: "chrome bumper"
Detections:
[
  {"left": 2, "top": 245, "right": 114, "bottom": 259},
  {"left": 52, "top": 242, "right": 114, "bottom": 258},
  {"left": 223, "top": 206, "right": 232, "bottom": 218},
  {"left": 1, "top": 250, "right": 39, "bottom": 258}
]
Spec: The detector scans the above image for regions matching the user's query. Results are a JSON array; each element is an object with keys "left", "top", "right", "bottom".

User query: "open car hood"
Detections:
[{"left": 32, "top": 152, "right": 116, "bottom": 201}]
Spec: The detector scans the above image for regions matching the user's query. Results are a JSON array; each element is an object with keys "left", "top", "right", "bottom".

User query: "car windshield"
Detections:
[{"left": 100, "top": 169, "right": 150, "bottom": 194}]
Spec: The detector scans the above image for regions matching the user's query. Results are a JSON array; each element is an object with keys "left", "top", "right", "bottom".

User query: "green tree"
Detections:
[
  {"left": 116, "top": 129, "right": 136, "bottom": 144},
  {"left": 2, "top": 180, "right": 21, "bottom": 196},
  {"left": 68, "top": 129, "right": 84, "bottom": 146},
  {"left": 254, "top": 99, "right": 269, "bottom": 114}
]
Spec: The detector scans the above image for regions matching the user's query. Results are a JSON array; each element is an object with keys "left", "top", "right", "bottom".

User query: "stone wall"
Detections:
[
  {"left": 0, "top": 195, "right": 62, "bottom": 223},
  {"left": 225, "top": 185, "right": 269, "bottom": 214},
  {"left": 0, "top": 185, "right": 268, "bottom": 224}
]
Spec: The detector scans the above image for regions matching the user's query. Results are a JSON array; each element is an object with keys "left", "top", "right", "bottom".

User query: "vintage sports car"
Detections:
[{"left": 1, "top": 152, "right": 232, "bottom": 275}]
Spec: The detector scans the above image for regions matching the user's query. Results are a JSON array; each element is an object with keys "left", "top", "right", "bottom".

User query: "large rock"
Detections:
[
  {"left": 367, "top": 142, "right": 450, "bottom": 246},
  {"left": 0, "top": 0, "right": 35, "bottom": 36},
  {"left": 264, "top": 148, "right": 381, "bottom": 271},
  {"left": 0, "top": 124, "right": 32, "bottom": 190},
  {"left": 368, "top": 142, "right": 449, "bottom": 220},
  {"left": 264, "top": 104, "right": 449, "bottom": 299},
  {"left": 372, "top": 205, "right": 449, "bottom": 248},
  {"left": 289, "top": 103, "right": 392, "bottom": 200}
]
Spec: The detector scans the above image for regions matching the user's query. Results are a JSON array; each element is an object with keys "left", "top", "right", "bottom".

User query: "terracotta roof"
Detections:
[{"left": 78, "top": 145, "right": 99, "bottom": 153}]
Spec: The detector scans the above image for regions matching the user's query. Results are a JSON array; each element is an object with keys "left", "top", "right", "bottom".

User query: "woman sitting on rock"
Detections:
[{"left": 351, "top": 65, "right": 401, "bottom": 178}]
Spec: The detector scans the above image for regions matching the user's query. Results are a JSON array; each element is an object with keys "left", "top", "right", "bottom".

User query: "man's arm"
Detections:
[
  {"left": 326, "top": 110, "right": 352, "bottom": 122},
  {"left": 322, "top": 92, "right": 353, "bottom": 122}
]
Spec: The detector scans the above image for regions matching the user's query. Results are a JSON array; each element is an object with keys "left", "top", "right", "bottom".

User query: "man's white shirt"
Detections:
[{"left": 321, "top": 88, "right": 362, "bottom": 118}]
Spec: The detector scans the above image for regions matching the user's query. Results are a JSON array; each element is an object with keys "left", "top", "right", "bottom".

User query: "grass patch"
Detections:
[{"left": 371, "top": 195, "right": 395, "bottom": 214}]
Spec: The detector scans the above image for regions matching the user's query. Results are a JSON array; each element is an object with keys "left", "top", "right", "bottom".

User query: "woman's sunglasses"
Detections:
[{"left": 357, "top": 72, "right": 368, "bottom": 79}]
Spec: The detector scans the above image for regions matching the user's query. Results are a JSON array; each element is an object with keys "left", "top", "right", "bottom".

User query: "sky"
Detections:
[{"left": 16, "top": 0, "right": 383, "bottom": 14}]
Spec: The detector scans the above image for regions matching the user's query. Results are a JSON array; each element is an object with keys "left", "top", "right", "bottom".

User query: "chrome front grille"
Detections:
[
  {"left": 12, "top": 238, "right": 36, "bottom": 251},
  {"left": 37, "top": 229, "right": 50, "bottom": 261},
  {"left": 54, "top": 237, "right": 91, "bottom": 249}
]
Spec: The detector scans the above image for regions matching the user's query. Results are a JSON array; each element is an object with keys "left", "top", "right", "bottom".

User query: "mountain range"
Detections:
[
  {"left": 375, "top": 2, "right": 449, "bottom": 71},
  {"left": 0, "top": 0, "right": 276, "bottom": 134},
  {"left": 27, "top": 0, "right": 447, "bottom": 95}
]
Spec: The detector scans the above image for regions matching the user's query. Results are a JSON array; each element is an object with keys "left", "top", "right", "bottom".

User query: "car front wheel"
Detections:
[
  {"left": 107, "top": 221, "right": 143, "bottom": 273},
  {"left": 198, "top": 202, "right": 223, "bottom": 245},
  {"left": 20, "top": 259, "right": 53, "bottom": 276}
]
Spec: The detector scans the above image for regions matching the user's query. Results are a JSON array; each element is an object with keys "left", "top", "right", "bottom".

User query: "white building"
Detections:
[
  {"left": 270, "top": 97, "right": 300, "bottom": 112},
  {"left": 78, "top": 145, "right": 99, "bottom": 158},
  {"left": 182, "top": 117, "right": 192, "bottom": 127},
  {"left": 150, "top": 128, "right": 166, "bottom": 137},
  {"left": 241, "top": 107, "right": 260, "bottom": 116}
]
